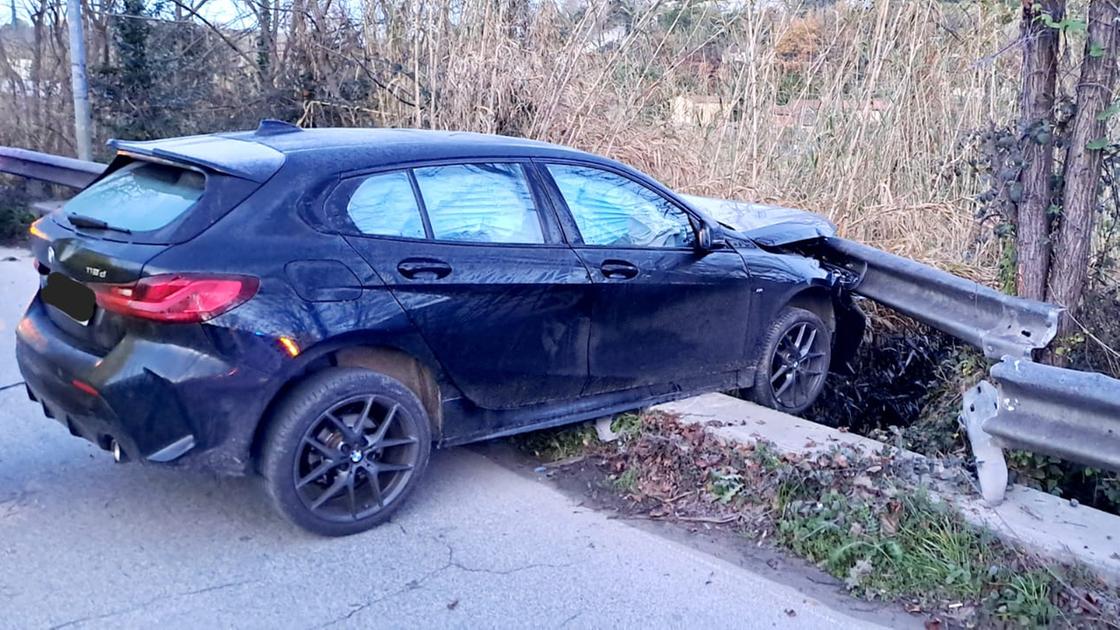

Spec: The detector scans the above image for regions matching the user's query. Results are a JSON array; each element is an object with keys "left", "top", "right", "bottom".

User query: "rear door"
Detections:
[
  {"left": 539, "top": 162, "right": 754, "bottom": 395},
  {"left": 339, "top": 162, "right": 592, "bottom": 410}
]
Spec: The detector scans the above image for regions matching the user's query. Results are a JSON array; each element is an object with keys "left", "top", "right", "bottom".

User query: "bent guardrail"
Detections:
[
  {"left": 822, "top": 237, "right": 1061, "bottom": 360},
  {"left": 0, "top": 147, "right": 104, "bottom": 189},
  {"left": 961, "top": 359, "right": 1120, "bottom": 502},
  {"left": 986, "top": 358, "right": 1120, "bottom": 471}
]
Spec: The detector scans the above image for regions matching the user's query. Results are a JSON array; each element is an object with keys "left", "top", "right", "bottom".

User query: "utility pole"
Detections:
[{"left": 67, "top": 0, "right": 92, "bottom": 160}]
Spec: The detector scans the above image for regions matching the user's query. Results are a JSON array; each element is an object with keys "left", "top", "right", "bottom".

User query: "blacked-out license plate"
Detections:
[{"left": 42, "top": 272, "right": 96, "bottom": 325}]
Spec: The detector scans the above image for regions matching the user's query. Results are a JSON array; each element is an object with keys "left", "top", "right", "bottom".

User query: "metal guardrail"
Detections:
[
  {"left": 823, "top": 237, "right": 1061, "bottom": 360},
  {"left": 818, "top": 236, "right": 1120, "bottom": 485},
  {"left": 0, "top": 147, "right": 104, "bottom": 189},
  {"left": 984, "top": 358, "right": 1120, "bottom": 472},
  {"left": 959, "top": 380, "right": 1007, "bottom": 505}
]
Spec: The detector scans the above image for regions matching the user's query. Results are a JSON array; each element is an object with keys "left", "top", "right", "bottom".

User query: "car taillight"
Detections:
[{"left": 93, "top": 274, "right": 259, "bottom": 323}]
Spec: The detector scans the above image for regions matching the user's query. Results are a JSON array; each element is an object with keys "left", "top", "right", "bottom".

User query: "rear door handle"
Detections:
[
  {"left": 397, "top": 258, "right": 453, "bottom": 280},
  {"left": 600, "top": 260, "right": 639, "bottom": 280}
]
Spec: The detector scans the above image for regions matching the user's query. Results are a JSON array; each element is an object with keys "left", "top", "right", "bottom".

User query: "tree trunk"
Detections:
[
  {"left": 255, "top": 1, "right": 273, "bottom": 89},
  {"left": 1016, "top": 0, "right": 1064, "bottom": 300},
  {"left": 1048, "top": 0, "right": 1120, "bottom": 332}
]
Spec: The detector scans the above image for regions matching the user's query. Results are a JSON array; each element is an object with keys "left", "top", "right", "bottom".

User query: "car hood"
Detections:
[{"left": 679, "top": 194, "right": 836, "bottom": 246}]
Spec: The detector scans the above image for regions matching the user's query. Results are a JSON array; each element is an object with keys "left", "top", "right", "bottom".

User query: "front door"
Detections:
[
  {"left": 540, "top": 162, "right": 754, "bottom": 395},
  {"left": 338, "top": 163, "right": 592, "bottom": 410}
]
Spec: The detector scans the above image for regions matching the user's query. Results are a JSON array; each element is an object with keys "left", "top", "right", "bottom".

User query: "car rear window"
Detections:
[
  {"left": 346, "top": 171, "right": 426, "bottom": 239},
  {"left": 63, "top": 161, "right": 206, "bottom": 233}
]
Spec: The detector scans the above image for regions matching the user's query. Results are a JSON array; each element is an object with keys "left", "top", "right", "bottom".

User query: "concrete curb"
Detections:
[{"left": 654, "top": 393, "right": 1120, "bottom": 586}]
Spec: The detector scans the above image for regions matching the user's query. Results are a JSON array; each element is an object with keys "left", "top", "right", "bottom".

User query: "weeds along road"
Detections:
[{"left": 0, "top": 245, "right": 900, "bottom": 630}]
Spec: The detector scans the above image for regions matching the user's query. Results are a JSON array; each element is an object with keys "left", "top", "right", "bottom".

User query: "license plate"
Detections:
[{"left": 42, "top": 272, "right": 96, "bottom": 325}]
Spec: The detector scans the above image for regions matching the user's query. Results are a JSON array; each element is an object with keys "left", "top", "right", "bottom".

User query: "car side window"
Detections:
[
  {"left": 346, "top": 170, "right": 426, "bottom": 239},
  {"left": 546, "top": 164, "right": 695, "bottom": 248},
  {"left": 413, "top": 163, "right": 545, "bottom": 244}
]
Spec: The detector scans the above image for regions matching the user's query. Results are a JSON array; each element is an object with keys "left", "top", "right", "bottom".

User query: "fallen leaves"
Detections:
[{"left": 879, "top": 500, "right": 903, "bottom": 536}]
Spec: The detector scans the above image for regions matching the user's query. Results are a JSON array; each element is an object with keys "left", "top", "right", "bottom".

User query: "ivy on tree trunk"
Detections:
[
  {"left": 1012, "top": 0, "right": 1119, "bottom": 343},
  {"left": 1049, "top": 0, "right": 1120, "bottom": 333},
  {"left": 1015, "top": 0, "right": 1064, "bottom": 301}
]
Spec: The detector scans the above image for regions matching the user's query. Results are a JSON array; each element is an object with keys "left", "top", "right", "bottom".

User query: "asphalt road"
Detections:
[{"left": 0, "top": 245, "right": 897, "bottom": 629}]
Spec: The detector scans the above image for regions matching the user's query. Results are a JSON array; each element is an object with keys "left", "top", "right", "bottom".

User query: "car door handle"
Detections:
[
  {"left": 600, "top": 260, "right": 639, "bottom": 280},
  {"left": 397, "top": 258, "right": 453, "bottom": 280}
]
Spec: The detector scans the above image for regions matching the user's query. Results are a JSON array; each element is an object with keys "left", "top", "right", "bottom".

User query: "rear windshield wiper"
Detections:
[{"left": 66, "top": 212, "right": 133, "bottom": 234}]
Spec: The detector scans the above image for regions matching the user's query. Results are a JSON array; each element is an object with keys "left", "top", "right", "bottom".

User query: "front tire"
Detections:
[
  {"left": 750, "top": 307, "right": 832, "bottom": 415},
  {"left": 260, "top": 367, "right": 432, "bottom": 536}
]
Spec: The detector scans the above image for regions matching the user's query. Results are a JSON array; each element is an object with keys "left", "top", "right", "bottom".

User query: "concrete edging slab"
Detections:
[{"left": 653, "top": 393, "right": 1120, "bottom": 585}]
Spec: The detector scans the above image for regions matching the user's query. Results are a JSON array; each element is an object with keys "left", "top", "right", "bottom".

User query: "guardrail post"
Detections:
[{"left": 961, "top": 381, "right": 1009, "bottom": 505}]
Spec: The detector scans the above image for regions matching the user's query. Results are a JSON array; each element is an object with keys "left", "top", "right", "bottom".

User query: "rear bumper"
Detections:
[{"left": 15, "top": 299, "right": 273, "bottom": 475}]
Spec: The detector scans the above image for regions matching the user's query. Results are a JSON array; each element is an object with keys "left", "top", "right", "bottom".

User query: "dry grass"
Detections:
[
  {"left": 344, "top": 0, "right": 1018, "bottom": 277},
  {"left": 1, "top": 0, "right": 1028, "bottom": 278}
]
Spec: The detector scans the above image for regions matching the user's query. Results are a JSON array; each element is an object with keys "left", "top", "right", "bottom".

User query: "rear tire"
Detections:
[
  {"left": 749, "top": 307, "right": 832, "bottom": 415},
  {"left": 260, "top": 367, "right": 432, "bottom": 537}
]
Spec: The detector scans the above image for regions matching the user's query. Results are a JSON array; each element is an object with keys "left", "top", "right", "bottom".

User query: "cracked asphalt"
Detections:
[{"left": 0, "top": 246, "right": 894, "bottom": 629}]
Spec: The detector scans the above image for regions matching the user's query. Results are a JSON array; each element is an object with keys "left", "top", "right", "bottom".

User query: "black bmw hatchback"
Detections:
[{"left": 17, "top": 121, "right": 862, "bottom": 535}]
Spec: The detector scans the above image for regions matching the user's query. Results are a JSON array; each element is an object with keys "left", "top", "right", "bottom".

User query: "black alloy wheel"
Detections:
[
  {"left": 261, "top": 368, "right": 431, "bottom": 536},
  {"left": 294, "top": 394, "right": 420, "bottom": 522},
  {"left": 750, "top": 307, "right": 832, "bottom": 414}
]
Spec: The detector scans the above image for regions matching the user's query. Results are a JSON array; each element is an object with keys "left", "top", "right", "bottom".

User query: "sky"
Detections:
[{"left": 0, "top": 0, "right": 606, "bottom": 29}]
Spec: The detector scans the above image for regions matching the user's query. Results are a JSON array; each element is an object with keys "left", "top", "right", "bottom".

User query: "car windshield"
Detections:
[{"left": 63, "top": 160, "right": 206, "bottom": 233}]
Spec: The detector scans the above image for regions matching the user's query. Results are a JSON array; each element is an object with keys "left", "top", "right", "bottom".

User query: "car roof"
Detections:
[
  {"left": 107, "top": 119, "right": 672, "bottom": 209},
  {"left": 110, "top": 121, "right": 616, "bottom": 181},
  {"left": 221, "top": 123, "right": 605, "bottom": 173}
]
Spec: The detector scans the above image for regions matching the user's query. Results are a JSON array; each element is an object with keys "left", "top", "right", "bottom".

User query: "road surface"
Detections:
[{"left": 0, "top": 245, "right": 905, "bottom": 629}]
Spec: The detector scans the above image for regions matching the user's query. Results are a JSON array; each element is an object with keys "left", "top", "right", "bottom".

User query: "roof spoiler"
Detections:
[
  {"left": 108, "top": 134, "right": 285, "bottom": 182},
  {"left": 255, "top": 119, "right": 302, "bottom": 136}
]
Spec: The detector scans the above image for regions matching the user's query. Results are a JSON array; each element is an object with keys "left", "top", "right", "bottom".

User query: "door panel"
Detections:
[
  {"left": 575, "top": 247, "right": 753, "bottom": 394},
  {"left": 334, "top": 161, "right": 590, "bottom": 410},
  {"left": 538, "top": 161, "right": 755, "bottom": 395},
  {"left": 347, "top": 237, "right": 592, "bottom": 409}
]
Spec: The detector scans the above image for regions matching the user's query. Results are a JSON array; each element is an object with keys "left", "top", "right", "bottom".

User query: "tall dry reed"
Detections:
[{"left": 2, "top": 0, "right": 1026, "bottom": 278}]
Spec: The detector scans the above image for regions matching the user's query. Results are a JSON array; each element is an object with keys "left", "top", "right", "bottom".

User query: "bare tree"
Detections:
[{"left": 1009, "top": 0, "right": 1120, "bottom": 339}]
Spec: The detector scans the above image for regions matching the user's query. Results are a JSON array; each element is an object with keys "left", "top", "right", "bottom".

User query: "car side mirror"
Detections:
[{"left": 696, "top": 223, "right": 714, "bottom": 251}]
